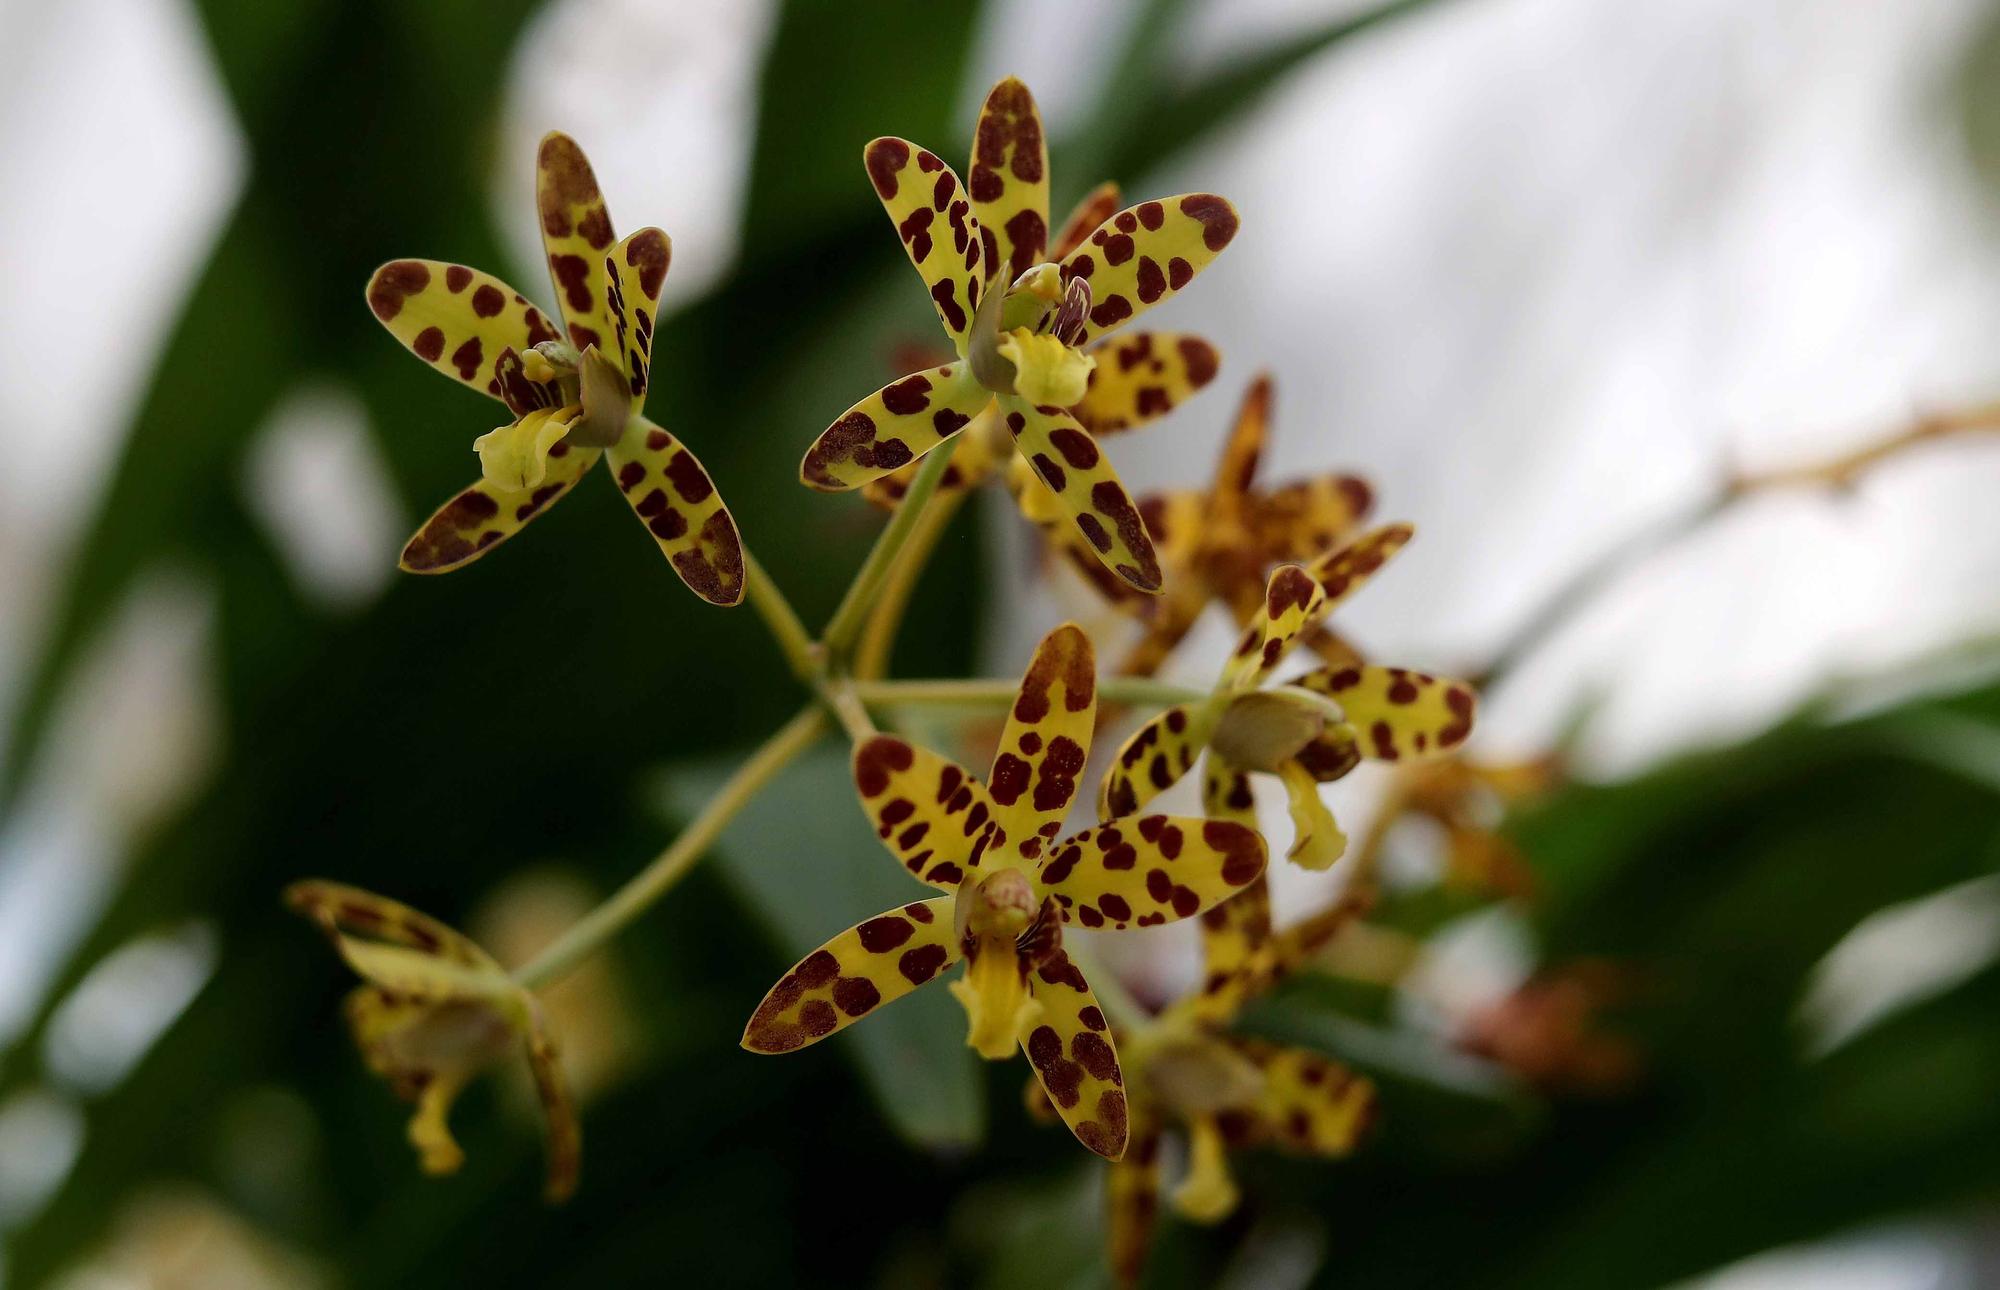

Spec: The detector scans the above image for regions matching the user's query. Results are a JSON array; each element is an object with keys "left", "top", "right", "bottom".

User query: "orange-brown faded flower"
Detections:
[
  {"left": 1055, "top": 374, "right": 1376, "bottom": 677},
  {"left": 1460, "top": 961, "right": 1640, "bottom": 1096},
  {"left": 740, "top": 624, "right": 1268, "bottom": 1159},
  {"left": 286, "top": 881, "right": 579, "bottom": 1201},
  {"left": 1101, "top": 536, "right": 1477, "bottom": 870},
  {"left": 798, "top": 77, "right": 1241, "bottom": 595},
  {"left": 366, "top": 132, "right": 743, "bottom": 603}
]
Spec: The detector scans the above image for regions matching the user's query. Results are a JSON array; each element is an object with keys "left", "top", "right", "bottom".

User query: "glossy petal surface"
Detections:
[
  {"left": 1004, "top": 398, "right": 1161, "bottom": 593},
  {"left": 864, "top": 137, "right": 985, "bottom": 350},
  {"left": 1021, "top": 950, "right": 1128, "bottom": 1158},
  {"left": 1060, "top": 195, "right": 1240, "bottom": 345},
  {"left": 536, "top": 131, "right": 620, "bottom": 353},
  {"left": 741, "top": 897, "right": 961, "bottom": 1053},
  {"left": 1041, "top": 816, "right": 1265, "bottom": 930},
  {"left": 1296, "top": 664, "right": 1478, "bottom": 762},
  {"left": 399, "top": 443, "right": 600, "bottom": 574},
  {"left": 365, "top": 259, "right": 561, "bottom": 400},
  {"left": 968, "top": 77, "right": 1050, "bottom": 284},
  {"left": 852, "top": 734, "right": 997, "bottom": 889},
  {"left": 606, "top": 421, "right": 745, "bottom": 605},
  {"left": 1070, "top": 332, "right": 1222, "bottom": 437},
  {"left": 801, "top": 362, "right": 988, "bottom": 491}
]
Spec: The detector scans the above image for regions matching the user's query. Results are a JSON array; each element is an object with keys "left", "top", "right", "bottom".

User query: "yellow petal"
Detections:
[
  {"left": 988, "top": 623, "right": 1098, "bottom": 861},
  {"left": 474, "top": 406, "right": 577, "bottom": 493},
  {"left": 1295, "top": 664, "right": 1478, "bottom": 762},
  {"left": 741, "top": 897, "right": 961, "bottom": 1054},
  {"left": 949, "top": 935, "right": 1042, "bottom": 1060},
  {"left": 863, "top": 137, "right": 985, "bottom": 350},
  {"left": 1107, "top": 1125, "right": 1164, "bottom": 1288},
  {"left": 606, "top": 419, "right": 745, "bottom": 605},
  {"left": 1172, "top": 1114, "right": 1241, "bottom": 1223},
  {"left": 364, "top": 260, "right": 563, "bottom": 401},
  {"left": 968, "top": 77, "right": 1051, "bottom": 284},
  {"left": 1041, "top": 815, "right": 1265, "bottom": 930},
  {"left": 1060, "top": 194, "right": 1240, "bottom": 346},
  {"left": 1099, "top": 703, "right": 1214, "bottom": 819},
  {"left": 851, "top": 734, "right": 997, "bottom": 889},
  {"left": 801, "top": 362, "right": 990, "bottom": 491},
  {"left": 1218, "top": 564, "right": 1327, "bottom": 693},
  {"left": 996, "top": 328, "right": 1095, "bottom": 407},
  {"left": 1021, "top": 950, "right": 1128, "bottom": 1158},
  {"left": 399, "top": 443, "right": 600, "bottom": 575},
  {"left": 536, "top": 132, "right": 620, "bottom": 353},
  {"left": 1070, "top": 331, "right": 1222, "bottom": 437},
  {"left": 1004, "top": 398, "right": 1161, "bottom": 594}
]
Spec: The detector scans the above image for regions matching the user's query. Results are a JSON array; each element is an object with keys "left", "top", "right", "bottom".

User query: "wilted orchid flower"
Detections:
[
  {"left": 366, "top": 132, "right": 744, "bottom": 603},
  {"left": 1028, "top": 880, "right": 1377, "bottom": 1287},
  {"left": 798, "top": 76, "right": 1241, "bottom": 595},
  {"left": 1056, "top": 374, "right": 1377, "bottom": 678},
  {"left": 285, "top": 881, "right": 580, "bottom": 1202},
  {"left": 741, "top": 624, "right": 1268, "bottom": 1158},
  {"left": 1101, "top": 532, "right": 1477, "bottom": 870},
  {"left": 856, "top": 80, "right": 1226, "bottom": 522}
]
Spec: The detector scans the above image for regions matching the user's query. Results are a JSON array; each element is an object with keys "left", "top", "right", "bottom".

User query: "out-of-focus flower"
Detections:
[
  {"left": 1056, "top": 375, "right": 1376, "bottom": 677},
  {"left": 798, "top": 77, "right": 1241, "bottom": 594},
  {"left": 1028, "top": 881, "right": 1377, "bottom": 1286},
  {"left": 285, "top": 880, "right": 579, "bottom": 1201},
  {"left": 366, "top": 133, "right": 743, "bottom": 603},
  {"left": 1102, "top": 541, "right": 1477, "bottom": 869},
  {"left": 740, "top": 625, "right": 1267, "bottom": 1158},
  {"left": 1460, "top": 960, "right": 1640, "bottom": 1096},
  {"left": 1389, "top": 755, "right": 1562, "bottom": 897}
]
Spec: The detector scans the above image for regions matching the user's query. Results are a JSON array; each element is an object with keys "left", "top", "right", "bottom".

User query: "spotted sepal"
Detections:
[
  {"left": 1041, "top": 816, "right": 1265, "bottom": 930},
  {"left": 801, "top": 362, "right": 989, "bottom": 491},
  {"left": 603, "top": 227, "right": 670, "bottom": 401},
  {"left": 1099, "top": 704, "right": 1215, "bottom": 819},
  {"left": 863, "top": 137, "right": 985, "bottom": 350},
  {"left": 1206, "top": 374, "right": 1270, "bottom": 526},
  {"left": 968, "top": 77, "right": 1050, "bottom": 284},
  {"left": 1107, "top": 1121, "right": 1164, "bottom": 1287},
  {"left": 1004, "top": 398, "right": 1162, "bottom": 594},
  {"left": 1308, "top": 522, "right": 1414, "bottom": 614},
  {"left": 1068, "top": 332, "right": 1222, "bottom": 438},
  {"left": 286, "top": 880, "right": 507, "bottom": 999},
  {"left": 399, "top": 442, "right": 600, "bottom": 574},
  {"left": 606, "top": 421, "right": 744, "bottom": 605},
  {"left": 1253, "top": 474, "right": 1375, "bottom": 563},
  {"left": 1021, "top": 950, "right": 1128, "bottom": 1158},
  {"left": 522, "top": 1012, "right": 582, "bottom": 1202},
  {"left": 1052, "top": 181, "right": 1122, "bottom": 260},
  {"left": 1187, "top": 873, "right": 1273, "bottom": 1025},
  {"left": 852, "top": 734, "right": 999, "bottom": 890},
  {"left": 1060, "top": 195, "right": 1240, "bottom": 346},
  {"left": 365, "top": 260, "right": 563, "bottom": 401},
  {"left": 860, "top": 401, "right": 1003, "bottom": 509},
  {"left": 536, "top": 131, "right": 620, "bottom": 354},
  {"left": 1297, "top": 664, "right": 1476, "bottom": 762},
  {"left": 1232, "top": 1039, "right": 1376, "bottom": 1157},
  {"left": 984, "top": 623, "right": 1098, "bottom": 864},
  {"left": 1219, "top": 564, "right": 1327, "bottom": 693},
  {"left": 741, "top": 896, "right": 961, "bottom": 1054}
]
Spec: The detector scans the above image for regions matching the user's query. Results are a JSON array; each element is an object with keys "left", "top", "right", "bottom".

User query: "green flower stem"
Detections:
[
  {"left": 741, "top": 548, "right": 818, "bottom": 683},
  {"left": 854, "top": 484, "right": 967, "bottom": 681},
  {"left": 513, "top": 705, "right": 828, "bottom": 991},
  {"left": 820, "top": 437, "right": 964, "bottom": 659},
  {"left": 852, "top": 676, "right": 1210, "bottom": 710}
]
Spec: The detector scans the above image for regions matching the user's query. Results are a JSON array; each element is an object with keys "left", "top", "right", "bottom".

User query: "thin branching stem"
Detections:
[
  {"left": 854, "top": 485, "right": 967, "bottom": 681},
  {"left": 821, "top": 438, "right": 964, "bottom": 659},
  {"left": 741, "top": 548, "right": 818, "bottom": 683},
  {"left": 513, "top": 705, "right": 827, "bottom": 990}
]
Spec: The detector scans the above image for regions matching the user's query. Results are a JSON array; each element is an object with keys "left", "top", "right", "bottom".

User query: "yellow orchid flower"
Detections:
[
  {"left": 1055, "top": 374, "right": 1380, "bottom": 678},
  {"left": 1100, "top": 532, "right": 1478, "bottom": 870},
  {"left": 741, "top": 624, "right": 1269, "bottom": 1159},
  {"left": 366, "top": 132, "right": 744, "bottom": 604},
  {"left": 798, "top": 77, "right": 1242, "bottom": 595},
  {"left": 285, "top": 880, "right": 580, "bottom": 1202},
  {"left": 1026, "top": 880, "right": 1378, "bottom": 1287}
]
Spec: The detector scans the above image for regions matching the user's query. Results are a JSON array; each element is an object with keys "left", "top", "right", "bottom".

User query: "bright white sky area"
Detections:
[{"left": 2, "top": 0, "right": 1998, "bottom": 1284}]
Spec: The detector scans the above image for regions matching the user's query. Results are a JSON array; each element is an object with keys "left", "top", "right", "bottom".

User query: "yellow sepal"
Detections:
[{"left": 474, "top": 406, "right": 578, "bottom": 492}]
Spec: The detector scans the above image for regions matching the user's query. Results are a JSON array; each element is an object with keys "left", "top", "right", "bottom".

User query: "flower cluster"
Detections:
[{"left": 292, "top": 76, "right": 1481, "bottom": 1283}]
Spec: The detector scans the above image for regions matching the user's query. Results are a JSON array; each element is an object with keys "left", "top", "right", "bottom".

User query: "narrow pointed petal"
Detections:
[
  {"left": 1107, "top": 1123, "right": 1164, "bottom": 1288},
  {"left": 801, "top": 363, "right": 989, "bottom": 491},
  {"left": 1003, "top": 399, "right": 1161, "bottom": 593},
  {"left": 1219, "top": 564, "right": 1327, "bottom": 693},
  {"left": 1060, "top": 195, "right": 1240, "bottom": 345},
  {"left": 523, "top": 1008, "right": 582, "bottom": 1203},
  {"left": 968, "top": 77, "right": 1050, "bottom": 284},
  {"left": 1021, "top": 951, "right": 1128, "bottom": 1158},
  {"left": 1052, "top": 181, "right": 1121, "bottom": 260},
  {"left": 365, "top": 260, "right": 563, "bottom": 400},
  {"left": 852, "top": 734, "right": 997, "bottom": 889},
  {"left": 1234, "top": 1039, "right": 1377, "bottom": 1156},
  {"left": 398, "top": 444, "right": 600, "bottom": 574},
  {"left": 1099, "top": 703, "right": 1213, "bottom": 819},
  {"left": 988, "top": 623, "right": 1097, "bottom": 859},
  {"left": 860, "top": 402, "right": 1003, "bottom": 508},
  {"left": 863, "top": 137, "right": 985, "bottom": 350},
  {"left": 1296, "top": 664, "right": 1478, "bottom": 762},
  {"left": 1187, "top": 873, "right": 1273, "bottom": 1025},
  {"left": 606, "top": 422, "right": 745, "bottom": 605},
  {"left": 1207, "top": 374, "right": 1270, "bottom": 523},
  {"left": 603, "top": 227, "right": 671, "bottom": 400},
  {"left": 741, "top": 897, "right": 960, "bottom": 1053},
  {"left": 536, "top": 132, "right": 620, "bottom": 352},
  {"left": 1070, "top": 332, "right": 1222, "bottom": 437},
  {"left": 1308, "top": 522, "right": 1415, "bottom": 614},
  {"left": 1276, "top": 760, "right": 1346, "bottom": 871},
  {"left": 1252, "top": 473, "right": 1375, "bottom": 564},
  {"left": 1042, "top": 816, "right": 1264, "bottom": 930},
  {"left": 286, "top": 880, "right": 503, "bottom": 976}
]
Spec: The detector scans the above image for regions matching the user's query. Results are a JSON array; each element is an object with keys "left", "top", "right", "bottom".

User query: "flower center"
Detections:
[
  {"left": 968, "top": 263, "right": 1097, "bottom": 405},
  {"left": 947, "top": 870, "right": 1056, "bottom": 1059},
  {"left": 472, "top": 343, "right": 633, "bottom": 492}
]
